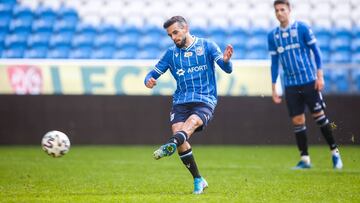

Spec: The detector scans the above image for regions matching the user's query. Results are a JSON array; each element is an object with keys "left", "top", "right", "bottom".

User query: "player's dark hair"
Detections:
[
  {"left": 273, "top": 0, "right": 290, "bottom": 8},
  {"left": 163, "top": 16, "right": 187, "bottom": 29}
]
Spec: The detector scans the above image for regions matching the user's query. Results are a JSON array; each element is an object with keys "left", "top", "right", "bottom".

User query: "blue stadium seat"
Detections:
[
  {"left": 351, "top": 38, "right": 360, "bottom": 52},
  {"left": 332, "top": 69, "right": 350, "bottom": 93},
  {"left": 316, "top": 32, "right": 331, "bottom": 52},
  {"left": 1, "top": 45, "right": 25, "bottom": 58},
  {"left": 47, "top": 45, "right": 71, "bottom": 58},
  {"left": 71, "top": 32, "right": 95, "bottom": 48},
  {"left": 228, "top": 35, "right": 246, "bottom": 51},
  {"left": 351, "top": 53, "right": 360, "bottom": 64},
  {"left": 351, "top": 69, "right": 360, "bottom": 92},
  {"left": 99, "top": 24, "right": 119, "bottom": 35},
  {"left": 9, "top": 15, "right": 33, "bottom": 32},
  {"left": 138, "top": 35, "right": 161, "bottom": 50},
  {"left": 94, "top": 32, "right": 118, "bottom": 48},
  {"left": 330, "top": 51, "right": 351, "bottom": 63},
  {"left": 159, "top": 36, "right": 173, "bottom": 50},
  {"left": 331, "top": 28, "right": 352, "bottom": 51},
  {"left": 27, "top": 31, "right": 51, "bottom": 47},
  {"left": 322, "top": 68, "right": 333, "bottom": 93},
  {"left": 232, "top": 47, "right": 246, "bottom": 59},
  {"left": 53, "top": 18, "right": 77, "bottom": 33},
  {"left": 69, "top": 46, "right": 92, "bottom": 59},
  {"left": 12, "top": 5, "right": 32, "bottom": 18},
  {"left": 115, "top": 33, "right": 139, "bottom": 49},
  {"left": 0, "top": 12, "right": 11, "bottom": 31},
  {"left": 58, "top": 6, "right": 78, "bottom": 21},
  {"left": 321, "top": 50, "right": 331, "bottom": 64},
  {"left": 228, "top": 26, "right": 248, "bottom": 39},
  {"left": 136, "top": 47, "right": 161, "bottom": 59},
  {"left": 75, "top": 23, "right": 97, "bottom": 35},
  {"left": 246, "top": 35, "right": 268, "bottom": 50},
  {"left": 35, "top": 6, "right": 57, "bottom": 22},
  {"left": 245, "top": 49, "right": 268, "bottom": 60},
  {"left": 32, "top": 18, "right": 54, "bottom": 32},
  {"left": 119, "top": 25, "right": 141, "bottom": 36},
  {"left": 91, "top": 46, "right": 116, "bottom": 59},
  {"left": 191, "top": 26, "right": 207, "bottom": 37},
  {"left": 0, "top": 0, "right": 16, "bottom": 8},
  {"left": 113, "top": 47, "right": 137, "bottom": 59},
  {"left": 24, "top": 45, "right": 48, "bottom": 58},
  {"left": 4, "top": 31, "right": 29, "bottom": 47},
  {"left": 49, "top": 31, "right": 74, "bottom": 47},
  {"left": 0, "top": 29, "right": 7, "bottom": 46}
]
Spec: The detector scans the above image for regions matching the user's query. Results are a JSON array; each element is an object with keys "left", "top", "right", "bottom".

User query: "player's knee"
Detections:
[
  {"left": 188, "top": 115, "right": 203, "bottom": 127},
  {"left": 292, "top": 114, "right": 305, "bottom": 125}
]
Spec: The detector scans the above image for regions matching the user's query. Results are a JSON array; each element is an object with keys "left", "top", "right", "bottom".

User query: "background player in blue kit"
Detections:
[
  {"left": 268, "top": 0, "right": 343, "bottom": 169},
  {"left": 144, "top": 16, "right": 233, "bottom": 194}
]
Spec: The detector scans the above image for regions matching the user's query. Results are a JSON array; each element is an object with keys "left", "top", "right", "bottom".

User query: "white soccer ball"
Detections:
[{"left": 41, "top": 130, "right": 71, "bottom": 157}]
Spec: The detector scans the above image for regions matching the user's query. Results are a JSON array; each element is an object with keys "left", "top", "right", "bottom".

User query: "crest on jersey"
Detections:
[
  {"left": 195, "top": 46, "right": 204, "bottom": 56},
  {"left": 290, "top": 29, "right": 297, "bottom": 37}
]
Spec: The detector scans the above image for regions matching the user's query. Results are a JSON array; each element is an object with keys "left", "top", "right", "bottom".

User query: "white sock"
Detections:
[{"left": 301, "top": 155, "right": 310, "bottom": 164}]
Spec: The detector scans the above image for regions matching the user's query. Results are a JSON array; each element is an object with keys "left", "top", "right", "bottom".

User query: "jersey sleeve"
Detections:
[
  {"left": 154, "top": 49, "right": 172, "bottom": 76},
  {"left": 267, "top": 32, "right": 277, "bottom": 56},
  {"left": 206, "top": 40, "right": 223, "bottom": 63},
  {"left": 300, "top": 22, "right": 317, "bottom": 46}
]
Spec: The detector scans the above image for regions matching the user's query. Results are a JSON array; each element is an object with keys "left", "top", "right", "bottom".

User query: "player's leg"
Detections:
[
  {"left": 292, "top": 114, "right": 311, "bottom": 169},
  {"left": 153, "top": 116, "right": 201, "bottom": 160},
  {"left": 305, "top": 89, "right": 343, "bottom": 169},
  {"left": 285, "top": 85, "right": 311, "bottom": 169},
  {"left": 174, "top": 115, "right": 208, "bottom": 194}
]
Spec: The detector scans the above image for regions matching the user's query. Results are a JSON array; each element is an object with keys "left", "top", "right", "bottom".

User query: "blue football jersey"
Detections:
[
  {"left": 268, "top": 21, "right": 319, "bottom": 86},
  {"left": 153, "top": 37, "right": 226, "bottom": 109}
]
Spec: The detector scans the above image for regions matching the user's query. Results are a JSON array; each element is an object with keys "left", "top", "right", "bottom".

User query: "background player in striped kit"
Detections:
[
  {"left": 144, "top": 16, "right": 233, "bottom": 194},
  {"left": 268, "top": 0, "right": 343, "bottom": 169}
]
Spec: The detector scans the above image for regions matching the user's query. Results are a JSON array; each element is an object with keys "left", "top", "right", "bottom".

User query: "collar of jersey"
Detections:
[
  {"left": 182, "top": 36, "right": 197, "bottom": 51},
  {"left": 279, "top": 19, "right": 296, "bottom": 31}
]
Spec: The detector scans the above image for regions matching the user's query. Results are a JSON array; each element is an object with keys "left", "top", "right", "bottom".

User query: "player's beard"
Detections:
[{"left": 175, "top": 36, "right": 187, "bottom": 48}]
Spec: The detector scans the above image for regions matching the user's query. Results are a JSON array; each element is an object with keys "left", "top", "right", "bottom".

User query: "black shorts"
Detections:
[
  {"left": 170, "top": 102, "right": 214, "bottom": 132},
  {"left": 285, "top": 81, "right": 326, "bottom": 117}
]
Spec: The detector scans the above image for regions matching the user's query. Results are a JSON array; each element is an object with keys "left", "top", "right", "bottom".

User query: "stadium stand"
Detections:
[{"left": 0, "top": 0, "right": 359, "bottom": 92}]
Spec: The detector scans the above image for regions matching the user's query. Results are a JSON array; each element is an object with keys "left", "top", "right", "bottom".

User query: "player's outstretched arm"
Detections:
[{"left": 144, "top": 70, "right": 159, "bottom": 89}]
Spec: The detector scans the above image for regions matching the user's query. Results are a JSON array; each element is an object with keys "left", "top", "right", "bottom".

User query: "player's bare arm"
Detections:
[{"left": 315, "top": 69, "right": 324, "bottom": 91}]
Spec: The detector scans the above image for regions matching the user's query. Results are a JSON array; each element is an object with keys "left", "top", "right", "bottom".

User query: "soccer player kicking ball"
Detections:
[
  {"left": 144, "top": 16, "right": 233, "bottom": 194},
  {"left": 268, "top": 0, "right": 343, "bottom": 169}
]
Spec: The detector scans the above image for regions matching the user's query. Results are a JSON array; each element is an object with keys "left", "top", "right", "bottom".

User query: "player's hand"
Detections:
[
  {"left": 272, "top": 91, "right": 282, "bottom": 104},
  {"left": 223, "top": 44, "right": 233, "bottom": 62},
  {"left": 315, "top": 69, "right": 325, "bottom": 91},
  {"left": 145, "top": 77, "right": 157, "bottom": 89}
]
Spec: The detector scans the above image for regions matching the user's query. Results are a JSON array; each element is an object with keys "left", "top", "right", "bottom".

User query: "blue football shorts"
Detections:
[
  {"left": 170, "top": 102, "right": 214, "bottom": 132},
  {"left": 284, "top": 81, "right": 326, "bottom": 117}
]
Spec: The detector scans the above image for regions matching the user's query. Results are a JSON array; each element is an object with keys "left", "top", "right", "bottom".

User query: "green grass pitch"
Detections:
[{"left": 0, "top": 145, "right": 359, "bottom": 202}]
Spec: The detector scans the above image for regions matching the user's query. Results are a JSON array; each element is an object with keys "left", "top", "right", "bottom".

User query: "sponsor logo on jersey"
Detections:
[
  {"left": 187, "top": 65, "right": 208, "bottom": 74},
  {"left": 176, "top": 68, "right": 185, "bottom": 76},
  {"left": 184, "top": 52, "right": 193, "bottom": 57},
  {"left": 175, "top": 52, "right": 179, "bottom": 57},
  {"left": 195, "top": 46, "right": 204, "bottom": 56},
  {"left": 290, "top": 29, "right": 297, "bottom": 37}
]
